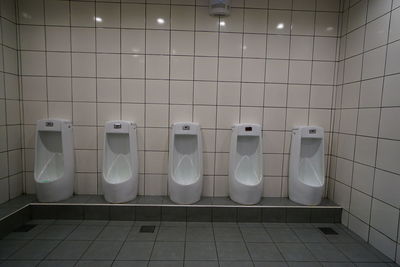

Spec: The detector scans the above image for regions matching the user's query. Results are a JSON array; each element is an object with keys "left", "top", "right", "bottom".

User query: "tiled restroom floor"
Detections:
[{"left": 0, "top": 220, "right": 398, "bottom": 267}]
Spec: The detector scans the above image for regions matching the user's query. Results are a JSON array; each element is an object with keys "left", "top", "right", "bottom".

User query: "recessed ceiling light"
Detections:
[{"left": 157, "top": 18, "right": 165, "bottom": 24}]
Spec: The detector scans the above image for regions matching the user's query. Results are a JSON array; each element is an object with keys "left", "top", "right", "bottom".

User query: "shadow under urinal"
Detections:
[
  {"left": 289, "top": 126, "right": 325, "bottom": 205},
  {"left": 34, "top": 119, "right": 74, "bottom": 202}
]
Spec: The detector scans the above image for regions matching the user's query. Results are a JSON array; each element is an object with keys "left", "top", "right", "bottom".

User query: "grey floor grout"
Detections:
[{"left": 0, "top": 218, "right": 398, "bottom": 266}]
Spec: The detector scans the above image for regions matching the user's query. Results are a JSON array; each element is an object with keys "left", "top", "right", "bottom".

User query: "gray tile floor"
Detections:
[{"left": 0, "top": 220, "right": 398, "bottom": 267}]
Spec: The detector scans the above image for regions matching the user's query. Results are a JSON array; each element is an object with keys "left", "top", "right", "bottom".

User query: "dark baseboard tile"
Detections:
[{"left": 24, "top": 204, "right": 342, "bottom": 223}]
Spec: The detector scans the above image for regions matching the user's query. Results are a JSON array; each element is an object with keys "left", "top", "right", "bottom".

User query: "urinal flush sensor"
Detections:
[{"left": 209, "top": 0, "right": 231, "bottom": 16}]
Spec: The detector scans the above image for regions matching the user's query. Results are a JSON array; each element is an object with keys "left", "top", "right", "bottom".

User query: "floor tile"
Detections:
[
  {"left": 186, "top": 222, "right": 213, "bottom": 228},
  {"left": 46, "top": 240, "right": 91, "bottom": 260},
  {"left": 325, "top": 229, "right": 357, "bottom": 243},
  {"left": 214, "top": 227, "right": 243, "bottom": 242},
  {"left": 160, "top": 221, "right": 186, "bottom": 227},
  {"left": 38, "top": 260, "right": 77, "bottom": 267},
  {"left": 150, "top": 242, "right": 184, "bottom": 261},
  {"left": 9, "top": 240, "right": 60, "bottom": 260},
  {"left": 81, "top": 240, "right": 123, "bottom": 260},
  {"left": 263, "top": 223, "right": 290, "bottom": 229},
  {"left": 34, "top": 225, "right": 76, "bottom": 240},
  {"left": 148, "top": 261, "right": 183, "bottom": 267},
  {"left": 218, "top": 261, "right": 254, "bottom": 267},
  {"left": 268, "top": 229, "right": 300, "bottom": 243},
  {"left": 216, "top": 242, "right": 251, "bottom": 261},
  {"left": 112, "top": 260, "right": 148, "bottom": 267},
  {"left": 321, "top": 263, "right": 356, "bottom": 267},
  {"left": 53, "top": 220, "right": 82, "bottom": 225},
  {"left": 241, "top": 227, "right": 272, "bottom": 242},
  {"left": 186, "top": 227, "right": 214, "bottom": 241},
  {"left": 75, "top": 260, "right": 113, "bottom": 267},
  {"left": 213, "top": 222, "right": 239, "bottom": 228},
  {"left": 156, "top": 227, "right": 185, "bottom": 241},
  {"left": 0, "top": 260, "right": 40, "bottom": 267},
  {"left": 4, "top": 224, "right": 48, "bottom": 240},
  {"left": 254, "top": 262, "right": 288, "bottom": 267},
  {"left": 185, "top": 242, "right": 217, "bottom": 260},
  {"left": 293, "top": 228, "right": 329, "bottom": 243},
  {"left": 287, "top": 262, "right": 322, "bottom": 267},
  {"left": 107, "top": 221, "right": 135, "bottom": 227},
  {"left": 277, "top": 243, "right": 315, "bottom": 261},
  {"left": 80, "top": 220, "right": 109, "bottom": 226},
  {"left": 116, "top": 241, "right": 154, "bottom": 261},
  {"left": 334, "top": 243, "right": 381, "bottom": 262},
  {"left": 247, "top": 242, "right": 284, "bottom": 261},
  {"left": 0, "top": 240, "right": 28, "bottom": 259},
  {"left": 127, "top": 226, "right": 158, "bottom": 241},
  {"left": 96, "top": 226, "right": 131, "bottom": 241},
  {"left": 66, "top": 225, "right": 104, "bottom": 240},
  {"left": 305, "top": 243, "right": 349, "bottom": 262},
  {"left": 184, "top": 260, "right": 219, "bottom": 267},
  {"left": 354, "top": 264, "right": 392, "bottom": 266}
]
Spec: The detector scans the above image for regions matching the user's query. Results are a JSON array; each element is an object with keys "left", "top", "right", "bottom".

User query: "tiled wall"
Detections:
[
  {"left": 0, "top": 0, "right": 23, "bottom": 205},
  {"left": 330, "top": 0, "right": 400, "bottom": 262},
  {"left": 17, "top": 0, "right": 341, "bottom": 197}
]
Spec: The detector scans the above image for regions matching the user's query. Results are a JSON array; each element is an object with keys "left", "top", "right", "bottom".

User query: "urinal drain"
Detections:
[
  {"left": 14, "top": 224, "right": 37, "bottom": 232},
  {"left": 139, "top": 225, "right": 156, "bottom": 233},
  {"left": 319, "top": 227, "right": 338, "bottom": 235}
]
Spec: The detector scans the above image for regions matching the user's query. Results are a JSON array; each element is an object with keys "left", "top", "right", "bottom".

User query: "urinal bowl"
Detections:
[
  {"left": 168, "top": 122, "right": 203, "bottom": 205},
  {"left": 36, "top": 173, "right": 74, "bottom": 202},
  {"left": 102, "top": 121, "right": 138, "bottom": 204},
  {"left": 169, "top": 176, "right": 202, "bottom": 204},
  {"left": 289, "top": 126, "right": 325, "bottom": 206},
  {"left": 229, "top": 124, "right": 263, "bottom": 205},
  {"left": 289, "top": 178, "right": 324, "bottom": 205},
  {"left": 34, "top": 119, "right": 74, "bottom": 202},
  {"left": 230, "top": 179, "right": 263, "bottom": 205},
  {"left": 102, "top": 175, "right": 138, "bottom": 203}
]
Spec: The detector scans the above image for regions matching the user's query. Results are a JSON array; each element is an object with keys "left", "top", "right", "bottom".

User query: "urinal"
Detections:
[
  {"left": 289, "top": 126, "right": 325, "bottom": 205},
  {"left": 102, "top": 121, "right": 138, "bottom": 203},
  {"left": 34, "top": 119, "right": 74, "bottom": 202},
  {"left": 168, "top": 122, "right": 203, "bottom": 204},
  {"left": 229, "top": 124, "right": 263, "bottom": 205}
]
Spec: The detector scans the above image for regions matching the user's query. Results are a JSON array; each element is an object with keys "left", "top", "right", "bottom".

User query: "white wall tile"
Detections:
[
  {"left": 370, "top": 199, "right": 399, "bottom": 240},
  {"left": 18, "top": 0, "right": 44, "bottom": 25},
  {"left": 121, "top": 3, "right": 145, "bottom": 28},
  {"left": 244, "top": 9, "right": 267, "bottom": 33},
  {"left": 96, "top": 2, "right": 120, "bottom": 28},
  {"left": 352, "top": 163, "right": 374, "bottom": 195},
  {"left": 171, "top": 31, "right": 194, "bottom": 55},
  {"left": 376, "top": 139, "right": 400, "bottom": 174},
  {"left": 71, "top": 1, "right": 95, "bottom": 27},
  {"left": 374, "top": 170, "right": 400, "bottom": 208},
  {"left": 219, "top": 33, "right": 243, "bottom": 57},
  {"left": 268, "top": 10, "right": 291, "bottom": 34},
  {"left": 379, "top": 108, "right": 400, "bottom": 140},
  {"left": 292, "top": 11, "right": 315, "bottom": 36},
  {"left": 44, "top": 0, "right": 69, "bottom": 26},
  {"left": 350, "top": 189, "right": 371, "bottom": 223},
  {"left": 19, "top": 25, "right": 45, "bottom": 51}
]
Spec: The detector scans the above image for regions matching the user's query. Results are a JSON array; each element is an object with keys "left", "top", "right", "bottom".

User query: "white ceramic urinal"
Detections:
[
  {"left": 289, "top": 126, "right": 325, "bottom": 205},
  {"left": 102, "top": 121, "right": 138, "bottom": 203},
  {"left": 34, "top": 119, "right": 74, "bottom": 202},
  {"left": 169, "top": 122, "right": 203, "bottom": 204},
  {"left": 229, "top": 124, "right": 263, "bottom": 205}
]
